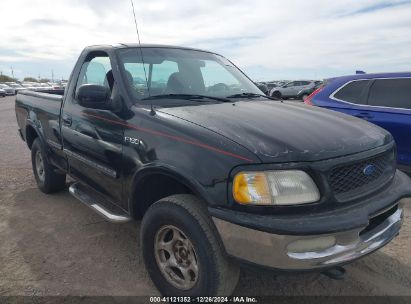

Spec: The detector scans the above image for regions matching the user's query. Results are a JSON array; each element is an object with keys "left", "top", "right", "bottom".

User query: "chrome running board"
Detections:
[{"left": 69, "top": 182, "right": 131, "bottom": 223}]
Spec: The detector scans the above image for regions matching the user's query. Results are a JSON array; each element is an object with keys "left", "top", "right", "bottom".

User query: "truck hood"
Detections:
[{"left": 158, "top": 100, "right": 392, "bottom": 163}]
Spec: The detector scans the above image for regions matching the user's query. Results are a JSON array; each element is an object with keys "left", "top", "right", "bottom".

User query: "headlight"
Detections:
[{"left": 233, "top": 170, "right": 320, "bottom": 206}]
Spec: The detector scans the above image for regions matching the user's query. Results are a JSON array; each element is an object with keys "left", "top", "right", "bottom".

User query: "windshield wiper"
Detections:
[
  {"left": 142, "top": 94, "right": 231, "bottom": 103},
  {"left": 226, "top": 92, "right": 282, "bottom": 101}
]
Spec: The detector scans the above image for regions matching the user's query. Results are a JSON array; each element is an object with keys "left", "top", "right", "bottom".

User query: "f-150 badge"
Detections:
[{"left": 124, "top": 136, "right": 140, "bottom": 145}]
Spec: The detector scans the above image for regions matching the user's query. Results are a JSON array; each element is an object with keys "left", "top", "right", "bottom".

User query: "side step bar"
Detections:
[{"left": 69, "top": 182, "right": 131, "bottom": 223}]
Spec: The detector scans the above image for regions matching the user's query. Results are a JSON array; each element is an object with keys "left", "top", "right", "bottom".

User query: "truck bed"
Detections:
[{"left": 15, "top": 90, "right": 64, "bottom": 150}]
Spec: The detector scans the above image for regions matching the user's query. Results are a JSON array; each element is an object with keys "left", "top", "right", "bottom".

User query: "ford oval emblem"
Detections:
[{"left": 363, "top": 164, "right": 376, "bottom": 176}]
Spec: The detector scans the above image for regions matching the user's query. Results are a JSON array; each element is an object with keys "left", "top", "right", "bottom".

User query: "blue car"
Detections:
[{"left": 305, "top": 72, "right": 411, "bottom": 175}]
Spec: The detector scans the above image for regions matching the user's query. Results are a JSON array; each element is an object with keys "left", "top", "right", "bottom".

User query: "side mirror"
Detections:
[{"left": 77, "top": 84, "right": 111, "bottom": 109}]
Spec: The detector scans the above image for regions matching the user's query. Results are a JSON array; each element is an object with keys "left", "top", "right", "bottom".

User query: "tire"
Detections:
[
  {"left": 271, "top": 91, "right": 282, "bottom": 99},
  {"left": 301, "top": 94, "right": 309, "bottom": 101},
  {"left": 141, "top": 194, "right": 240, "bottom": 296},
  {"left": 31, "top": 138, "right": 66, "bottom": 193}
]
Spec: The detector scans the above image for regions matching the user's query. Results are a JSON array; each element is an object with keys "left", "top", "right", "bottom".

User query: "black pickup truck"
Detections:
[{"left": 16, "top": 44, "right": 411, "bottom": 296}]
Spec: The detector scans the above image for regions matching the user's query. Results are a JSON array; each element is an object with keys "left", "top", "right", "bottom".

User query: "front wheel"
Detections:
[
  {"left": 271, "top": 91, "right": 282, "bottom": 99},
  {"left": 141, "top": 194, "right": 240, "bottom": 296}
]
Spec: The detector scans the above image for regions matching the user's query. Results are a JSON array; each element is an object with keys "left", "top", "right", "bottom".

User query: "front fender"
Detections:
[
  {"left": 121, "top": 106, "right": 259, "bottom": 212},
  {"left": 127, "top": 163, "right": 213, "bottom": 214}
]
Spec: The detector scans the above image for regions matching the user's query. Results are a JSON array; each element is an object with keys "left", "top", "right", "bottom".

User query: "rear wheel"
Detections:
[
  {"left": 301, "top": 94, "right": 309, "bottom": 101},
  {"left": 141, "top": 194, "right": 240, "bottom": 296},
  {"left": 31, "top": 138, "right": 66, "bottom": 193}
]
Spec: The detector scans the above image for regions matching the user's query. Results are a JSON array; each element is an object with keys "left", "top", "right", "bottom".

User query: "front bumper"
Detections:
[
  {"left": 211, "top": 170, "right": 411, "bottom": 270},
  {"left": 213, "top": 204, "right": 403, "bottom": 270}
]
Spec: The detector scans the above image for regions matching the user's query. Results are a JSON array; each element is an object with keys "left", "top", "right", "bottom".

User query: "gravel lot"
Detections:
[{"left": 0, "top": 95, "right": 410, "bottom": 296}]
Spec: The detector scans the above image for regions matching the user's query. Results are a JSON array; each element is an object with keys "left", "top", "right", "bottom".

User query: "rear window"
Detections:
[
  {"left": 333, "top": 80, "right": 370, "bottom": 104},
  {"left": 368, "top": 78, "right": 411, "bottom": 109}
]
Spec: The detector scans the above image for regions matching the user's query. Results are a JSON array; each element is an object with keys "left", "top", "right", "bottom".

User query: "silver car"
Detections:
[
  {"left": 0, "top": 88, "right": 5, "bottom": 97},
  {"left": 0, "top": 84, "right": 16, "bottom": 95},
  {"left": 5, "top": 82, "right": 27, "bottom": 94},
  {"left": 270, "top": 80, "right": 316, "bottom": 99}
]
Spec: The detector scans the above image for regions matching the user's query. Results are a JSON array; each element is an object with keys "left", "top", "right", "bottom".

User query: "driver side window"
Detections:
[{"left": 76, "top": 55, "right": 112, "bottom": 92}]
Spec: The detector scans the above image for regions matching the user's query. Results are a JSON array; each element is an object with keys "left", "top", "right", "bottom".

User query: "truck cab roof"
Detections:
[{"left": 83, "top": 43, "right": 218, "bottom": 55}]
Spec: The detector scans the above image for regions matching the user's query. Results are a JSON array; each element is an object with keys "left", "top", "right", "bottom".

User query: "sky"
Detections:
[{"left": 0, "top": 0, "right": 410, "bottom": 81}]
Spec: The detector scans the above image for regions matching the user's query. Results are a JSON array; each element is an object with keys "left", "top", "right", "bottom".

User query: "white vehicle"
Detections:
[
  {"left": 39, "top": 83, "right": 54, "bottom": 90},
  {"left": 5, "top": 82, "right": 27, "bottom": 93},
  {"left": 270, "top": 80, "right": 317, "bottom": 99},
  {"left": 0, "top": 83, "right": 16, "bottom": 95},
  {"left": 22, "top": 82, "right": 43, "bottom": 91}
]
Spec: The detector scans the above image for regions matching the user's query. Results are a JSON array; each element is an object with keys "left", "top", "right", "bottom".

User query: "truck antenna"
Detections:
[{"left": 130, "top": 0, "right": 155, "bottom": 115}]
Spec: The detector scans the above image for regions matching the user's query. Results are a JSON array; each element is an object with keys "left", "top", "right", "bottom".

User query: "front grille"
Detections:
[{"left": 329, "top": 149, "right": 396, "bottom": 202}]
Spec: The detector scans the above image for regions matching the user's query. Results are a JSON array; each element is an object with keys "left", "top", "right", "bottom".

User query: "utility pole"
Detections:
[
  {"left": 10, "top": 66, "right": 14, "bottom": 79},
  {"left": 51, "top": 70, "right": 54, "bottom": 82}
]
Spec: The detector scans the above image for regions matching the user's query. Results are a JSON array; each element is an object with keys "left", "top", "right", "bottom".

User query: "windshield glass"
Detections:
[{"left": 117, "top": 47, "right": 262, "bottom": 102}]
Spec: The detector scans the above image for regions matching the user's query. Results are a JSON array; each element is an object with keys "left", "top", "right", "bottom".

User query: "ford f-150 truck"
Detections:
[{"left": 15, "top": 44, "right": 411, "bottom": 296}]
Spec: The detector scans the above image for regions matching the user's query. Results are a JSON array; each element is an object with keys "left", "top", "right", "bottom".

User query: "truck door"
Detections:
[{"left": 61, "top": 51, "right": 124, "bottom": 203}]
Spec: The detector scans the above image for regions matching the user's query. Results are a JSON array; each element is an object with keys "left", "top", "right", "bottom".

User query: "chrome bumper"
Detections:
[{"left": 213, "top": 204, "right": 404, "bottom": 270}]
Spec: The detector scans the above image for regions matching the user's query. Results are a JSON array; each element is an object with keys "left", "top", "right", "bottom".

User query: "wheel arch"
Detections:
[
  {"left": 271, "top": 90, "right": 282, "bottom": 97},
  {"left": 128, "top": 165, "right": 212, "bottom": 219},
  {"left": 25, "top": 121, "right": 45, "bottom": 150}
]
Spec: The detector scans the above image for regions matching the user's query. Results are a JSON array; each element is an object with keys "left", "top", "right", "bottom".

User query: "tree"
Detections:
[
  {"left": 39, "top": 78, "right": 50, "bottom": 83},
  {"left": 23, "top": 77, "right": 38, "bottom": 82},
  {"left": 0, "top": 75, "right": 16, "bottom": 82}
]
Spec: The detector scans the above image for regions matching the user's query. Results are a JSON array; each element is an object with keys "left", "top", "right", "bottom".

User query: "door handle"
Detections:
[
  {"left": 78, "top": 126, "right": 98, "bottom": 139},
  {"left": 62, "top": 114, "right": 72, "bottom": 126},
  {"left": 355, "top": 112, "right": 373, "bottom": 120}
]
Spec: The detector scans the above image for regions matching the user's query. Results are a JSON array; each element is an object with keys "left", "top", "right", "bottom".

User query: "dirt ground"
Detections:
[{"left": 0, "top": 95, "right": 410, "bottom": 296}]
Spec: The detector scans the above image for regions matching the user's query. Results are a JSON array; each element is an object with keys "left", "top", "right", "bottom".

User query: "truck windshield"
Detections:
[{"left": 117, "top": 47, "right": 262, "bottom": 102}]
